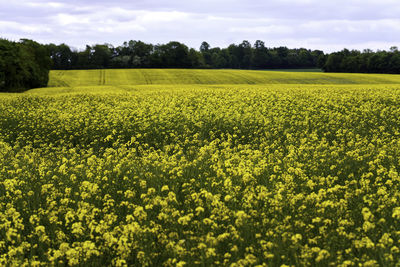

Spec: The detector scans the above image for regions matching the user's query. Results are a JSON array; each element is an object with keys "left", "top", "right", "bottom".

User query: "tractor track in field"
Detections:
[
  {"left": 98, "top": 70, "right": 106, "bottom": 85},
  {"left": 140, "top": 69, "right": 152, "bottom": 84},
  {"left": 54, "top": 72, "right": 69, "bottom": 87}
]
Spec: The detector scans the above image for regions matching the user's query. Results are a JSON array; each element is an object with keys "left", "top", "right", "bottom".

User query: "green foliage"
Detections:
[
  {"left": 323, "top": 48, "right": 400, "bottom": 74},
  {"left": 45, "top": 40, "right": 324, "bottom": 70},
  {"left": 0, "top": 39, "right": 51, "bottom": 92}
]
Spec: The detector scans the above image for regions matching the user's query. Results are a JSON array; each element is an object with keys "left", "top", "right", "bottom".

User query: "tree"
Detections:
[
  {"left": 238, "top": 40, "right": 252, "bottom": 68},
  {"left": 91, "top": 44, "right": 112, "bottom": 68},
  {"left": 156, "top": 42, "right": 191, "bottom": 68},
  {"left": 47, "top": 43, "right": 74, "bottom": 69},
  {"left": 76, "top": 46, "right": 91, "bottom": 69},
  {"left": 389, "top": 52, "right": 400, "bottom": 73},
  {"left": 200, "top": 42, "right": 212, "bottom": 67},
  {"left": 317, "top": 54, "right": 327, "bottom": 69},
  {"left": 323, "top": 52, "right": 343, "bottom": 72},
  {"left": 200, "top": 41, "right": 210, "bottom": 52},
  {"left": 19, "top": 39, "right": 51, "bottom": 88},
  {"left": 188, "top": 48, "right": 205, "bottom": 68},
  {"left": 298, "top": 49, "right": 314, "bottom": 68},
  {"left": 0, "top": 39, "right": 18, "bottom": 90},
  {"left": 127, "top": 40, "right": 153, "bottom": 67},
  {"left": 211, "top": 52, "right": 227, "bottom": 68},
  {"left": 0, "top": 39, "right": 51, "bottom": 92},
  {"left": 252, "top": 40, "right": 269, "bottom": 69}
]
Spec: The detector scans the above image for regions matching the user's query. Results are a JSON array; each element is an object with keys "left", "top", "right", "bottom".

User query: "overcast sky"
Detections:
[{"left": 1, "top": 0, "right": 400, "bottom": 52}]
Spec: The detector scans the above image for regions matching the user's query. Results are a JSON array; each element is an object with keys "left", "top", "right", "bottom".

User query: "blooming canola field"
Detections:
[{"left": 2, "top": 69, "right": 400, "bottom": 266}]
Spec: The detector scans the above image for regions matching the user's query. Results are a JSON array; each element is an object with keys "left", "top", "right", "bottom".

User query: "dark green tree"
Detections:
[
  {"left": 238, "top": 40, "right": 252, "bottom": 68},
  {"left": 252, "top": 40, "right": 269, "bottom": 69},
  {"left": 0, "top": 39, "right": 51, "bottom": 92},
  {"left": 91, "top": 44, "right": 112, "bottom": 68}
]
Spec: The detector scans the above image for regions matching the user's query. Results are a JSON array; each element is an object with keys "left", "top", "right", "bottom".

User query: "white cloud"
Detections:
[
  {"left": 0, "top": 20, "right": 52, "bottom": 34},
  {"left": 54, "top": 13, "right": 90, "bottom": 26},
  {"left": 1, "top": 0, "right": 400, "bottom": 52},
  {"left": 135, "top": 11, "right": 190, "bottom": 24},
  {"left": 25, "top": 1, "right": 67, "bottom": 8},
  {"left": 229, "top": 26, "right": 294, "bottom": 35}
]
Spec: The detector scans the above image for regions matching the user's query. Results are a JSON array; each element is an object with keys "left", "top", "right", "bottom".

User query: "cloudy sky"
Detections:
[{"left": 1, "top": 0, "right": 400, "bottom": 52}]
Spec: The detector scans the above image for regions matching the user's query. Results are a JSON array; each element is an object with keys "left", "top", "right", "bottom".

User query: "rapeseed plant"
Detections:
[{"left": 1, "top": 82, "right": 400, "bottom": 265}]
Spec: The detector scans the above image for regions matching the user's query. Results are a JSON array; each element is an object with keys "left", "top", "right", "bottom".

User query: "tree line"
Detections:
[
  {"left": 2, "top": 38, "right": 400, "bottom": 92},
  {"left": 0, "top": 39, "right": 51, "bottom": 92},
  {"left": 46, "top": 40, "right": 324, "bottom": 70},
  {"left": 321, "top": 47, "right": 400, "bottom": 73},
  {"left": 47, "top": 40, "right": 400, "bottom": 73}
]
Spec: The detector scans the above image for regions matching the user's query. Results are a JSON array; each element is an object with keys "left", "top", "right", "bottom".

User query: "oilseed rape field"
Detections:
[{"left": 2, "top": 69, "right": 400, "bottom": 266}]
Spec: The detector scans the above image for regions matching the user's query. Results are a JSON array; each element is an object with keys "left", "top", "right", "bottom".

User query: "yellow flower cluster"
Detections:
[{"left": 1, "top": 84, "right": 400, "bottom": 265}]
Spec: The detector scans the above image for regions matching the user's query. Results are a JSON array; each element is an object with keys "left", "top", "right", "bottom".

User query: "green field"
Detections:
[
  {"left": 48, "top": 69, "right": 400, "bottom": 87},
  {"left": 2, "top": 69, "right": 400, "bottom": 266}
]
